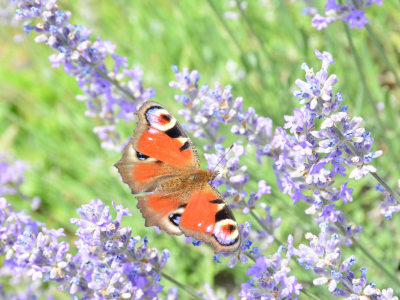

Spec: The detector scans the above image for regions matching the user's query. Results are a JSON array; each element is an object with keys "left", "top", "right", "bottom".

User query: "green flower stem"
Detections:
[
  {"left": 334, "top": 222, "right": 400, "bottom": 288},
  {"left": 56, "top": 32, "right": 137, "bottom": 104},
  {"left": 365, "top": 24, "right": 400, "bottom": 88},
  {"left": 161, "top": 271, "right": 203, "bottom": 300},
  {"left": 80, "top": 56, "right": 137, "bottom": 103},
  {"left": 350, "top": 0, "right": 400, "bottom": 88},
  {"left": 370, "top": 172, "right": 400, "bottom": 203},
  {"left": 245, "top": 250, "right": 256, "bottom": 262},
  {"left": 331, "top": 126, "right": 400, "bottom": 204},
  {"left": 207, "top": 0, "right": 244, "bottom": 53},
  {"left": 234, "top": 0, "right": 276, "bottom": 72},
  {"left": 249, "top": 210, "right": 284, "bottom": 246},
  {"left": 206, "top": 0, "right": 270, "bottom": 93},
  {"left": 351, "top": 239, "right": 400, "bottom": 288},
  {"left": 342, "top": 21, "right": 400, "bottom": 175},
  {"left": 302, "top": 288, "right": 324, "bottom": 300},
  {"left": 233, "top": 0, "right": 291, "bottom": 110}
]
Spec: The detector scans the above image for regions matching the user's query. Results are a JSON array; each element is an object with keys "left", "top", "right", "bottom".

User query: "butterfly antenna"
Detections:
[
  {"left": 210, "top": 145, "right": 234, "bottom": 186},
  {"left": 212, "top": 144, "right": 234, "bottom": 172}
]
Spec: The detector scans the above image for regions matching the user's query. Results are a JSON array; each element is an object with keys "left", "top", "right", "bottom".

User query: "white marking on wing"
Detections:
[
  {"left": 148, "top": 128, "right": 158, "bottom": 134},
  {"left": 206, "top": 225, "right": 214, "bottom": 233},
  {"left": 213, "top": 220, "right": 239, "bottom": 245}
]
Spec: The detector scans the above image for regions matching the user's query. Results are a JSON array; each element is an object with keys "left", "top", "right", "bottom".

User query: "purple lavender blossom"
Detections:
[
  {"left": 1, "top": 197, "right": 169, "bottom": 299},
  {"left": 377, "top": 183, "right": 400, "bottom": 219},
  {"left": 0, "top": 197, "right": 44, "bottom": 260},
  {"left": 381, "top": 289, "right": 399, "bottom": 300},
  {"left": 204, "top": 144, "right": 271, "bottom": 214},
  {"left": 345, "top": 10, "right": 370, "bottom": 29},
  {"left": 13, "top": 0, "right": 155, "bottom": 152},
  {"left": 271, "top": 49, "right": 384, "bottom": 231},
  {"left": 166, "top": 287, "right": 179, "bottom": 300},
  {"left": 252, "top": 205, "right": 281, "bottom": 251},
  {"left": 0, "top": 154, "right": 41, "bottom": 210},
  {"left": 304, "top": 0, "right": 384, "bottom": 30},
  {"left": 0, "top": 155, "right": 26, "bottom": 196},
  {"left": 287, "top": 223, "right": 397, "bottom": 299},
  {"left": 170, "top": 53, "right": 374, "bottom": 267},
  {"left": 239, "top": 246, "right": 302, "bottom": 299},
  {"left": 170, "top": 66, "right": 274, "bottom": 161},
  {"left": 311, "top": 14, "right": 334, "bottom": 30}
]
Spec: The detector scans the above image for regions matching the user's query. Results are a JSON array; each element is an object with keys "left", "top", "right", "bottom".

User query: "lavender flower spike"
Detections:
[
  {"left": 169, "top": 66, "right": 275, "bottom": 162},
  {"left": 13, "top": 0, "right": 155, "bottom": 152},
  {"left": 0, "top": 153, "right": 41, "bottom": 210},
  {"left": 240, "top": 245, "right": 302, "bottom": 299},
  {"left": 1, "top": 197, "right": 169, "bottom": 299},
  {"left": 271, "top": 49, "right": 383, "bottom": 227},
  {"left": 303, "top": 0, "right": 384, "bottom": 30},
  {"left": 377, "top": 182, "right": 400, "bottom": 219},
  {"left": 287, "top": 223, "right": 398, "bottom": 299}
]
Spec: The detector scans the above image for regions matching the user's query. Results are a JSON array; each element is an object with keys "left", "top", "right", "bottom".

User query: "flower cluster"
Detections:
[
  {"left": 170, "top": 66, "right": 275, "bottom": 163},
  {"left": 287, "top": 223, "right": 397, "bottom": 299},
  {"left": 1, "top": 197, "right": 169, "bottom": 299},
  {"left": 204, "top": 144, "right": 271, "bottom": 214},
  {"left": 327, "top": 213, "right": 363, "bottom": 247},
  {"left": 302, "top": 0, "right": 384, "bottom": 30},
  {"left": 13, "top": 0, "right": 155, "bottom": 152},
  {"left": 239, "top": 246, "right": 303, "bottom": 299},
  {"left": 270, "top": 50, "right": 383, "bottom": 229},
  {"left": 0, "top": 153, "right": 41, "bottom": 210},
  {"left": 377, "top": 182, "right": 400, "bottom": 219},
  {"left": 0, "top": 154, "right": 26, "bottom": 197}
]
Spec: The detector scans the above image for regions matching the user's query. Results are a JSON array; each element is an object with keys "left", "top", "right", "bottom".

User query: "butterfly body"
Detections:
[
  {"left": 158, "top": 170, "right": 217, "bottom": 192},
  {"left": 115, "top": 101, "right": 240, "bottom": 253}
]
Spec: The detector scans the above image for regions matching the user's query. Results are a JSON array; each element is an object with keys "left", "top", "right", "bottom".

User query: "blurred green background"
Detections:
[{"left": 1, "top": 0, "right": 400, "bottom": 298}]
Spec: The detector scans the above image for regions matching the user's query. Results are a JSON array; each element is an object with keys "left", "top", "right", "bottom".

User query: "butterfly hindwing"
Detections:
[
  {"left": 179, "top": 184, "right": 240, "bottom": 253},
  {"left": 136, "top": 191, "right": 189, "bottom": 236}
]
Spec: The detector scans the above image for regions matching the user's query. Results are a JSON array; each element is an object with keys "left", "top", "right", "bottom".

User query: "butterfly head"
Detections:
[
  {"left": 186, "top": 170, "right": 219, "bottom": 185},
  {"left": 208, "top": 170, "right": 219, "bottom": 182}
]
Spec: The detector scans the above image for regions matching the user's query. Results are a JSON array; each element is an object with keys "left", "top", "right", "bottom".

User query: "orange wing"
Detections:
[
  {"left": 179, "top": 184, "right": 241, "bottom": 253},
  {"left": 115, "top": 101, "right": 200, "bottom": 194},
  {"left": 135, "top": 183, "right": 240, "bottom": 253},
  {"left": 135, "top": 189, "right": 193, "bottom": 236},
  {"left": 132, "top": 101, "right": 200, "bottom": 170}
]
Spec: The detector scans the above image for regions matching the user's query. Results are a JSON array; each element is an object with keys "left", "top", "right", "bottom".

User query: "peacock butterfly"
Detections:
[{"left": 114, "top": 101, "right": 240, "bottom": 253}]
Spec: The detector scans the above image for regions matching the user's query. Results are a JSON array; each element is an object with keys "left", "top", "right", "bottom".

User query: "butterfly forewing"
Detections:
[{"left": 131, "top": 101, "right": 201, "bottom": 170}]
